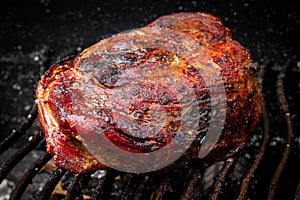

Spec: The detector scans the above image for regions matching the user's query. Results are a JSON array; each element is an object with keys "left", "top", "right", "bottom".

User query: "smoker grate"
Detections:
[
  {"left": 9, "top": 153, "right": 52, "bottom": 200},
  {"left": 39, "top": 168, "right": 67, "bottom": 200},
  {"left": 0, "top": 62, "right": 298, "bottom": 200}
]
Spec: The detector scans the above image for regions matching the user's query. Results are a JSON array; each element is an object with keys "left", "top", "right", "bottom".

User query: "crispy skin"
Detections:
[{"left": 36, "top": 12, "right": 261, "bottom": 173}]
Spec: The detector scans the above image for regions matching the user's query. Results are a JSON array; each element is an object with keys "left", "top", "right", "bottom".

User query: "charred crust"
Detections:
[{"left": 36, "top": 12, "right": 261, "bottom": 173}]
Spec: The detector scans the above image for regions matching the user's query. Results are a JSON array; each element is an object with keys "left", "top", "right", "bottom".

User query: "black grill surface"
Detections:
[{"left": 0, "top": 0, "right": 299, "bottom": 199}]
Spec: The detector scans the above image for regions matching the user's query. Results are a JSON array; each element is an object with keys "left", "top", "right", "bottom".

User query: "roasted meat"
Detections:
[{"left": 36, "top": 12, "right": 261, "bottom": 173}]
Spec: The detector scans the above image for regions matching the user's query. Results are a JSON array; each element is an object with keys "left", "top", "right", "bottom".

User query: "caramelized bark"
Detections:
[{"left": 36, "top": 12, "right": 261, "bottom": 173}]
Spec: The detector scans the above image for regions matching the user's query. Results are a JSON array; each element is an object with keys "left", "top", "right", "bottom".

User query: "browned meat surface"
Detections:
[{"left": 35, "top": 12, "right": 261, "bottom": 173}]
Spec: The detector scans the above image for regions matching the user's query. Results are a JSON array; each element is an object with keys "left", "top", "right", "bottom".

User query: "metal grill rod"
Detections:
[
  {"left": 295, "top": 180, "right": 300, "bottom": 200},
  {"left": 237, "top": 63, "right": 270, "bottom": 199},
  {"left": 268, "top": 63, "right": 294, "bottom": 199},
  {"left": 121, "top": 174, "right": 143, "bottom": 200},
  {"left": 91, "top": 169, "right": 117, "bottom": 200},
  {"left": 9, "top": 153, "right": 52, "bottom": 200},
  {"left": 39, "top": 168, "right": 67, "bottom": 200},
  {"left": 0, "top": 106, "right": 37, "bottom": 155},
  {"left": 150, "top": 176, "right": 171, "bottom": 200},
  {"left": 66, "top": 174, "right": 86, "bottom": 200},
  {"left": 180, "top": 170, "right": 204, "bottom": 200},
  {"left": 209, "top": 158, "right": 236, "bottom": 200},
  {"left": 0, "top": 131, "right": 44, "bottom": 183}
]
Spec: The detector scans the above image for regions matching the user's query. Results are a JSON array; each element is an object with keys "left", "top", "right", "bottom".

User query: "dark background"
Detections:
[{"left": 0, "top": 0, "right": 299, "bottom": 199}]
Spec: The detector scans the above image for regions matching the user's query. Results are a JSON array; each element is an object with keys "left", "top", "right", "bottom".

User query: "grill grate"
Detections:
[
  {"left": 237, "top": 63, "right": 271, "bottom": 199},
  {"left": 39, "top": 168, "right": 67, "bottom": 200},
  {"left": 268, "top": 63, "right": 294, "bottom": 199},
  {"left": 210, "top": 158, "right": 236, "bottom": 200},
  {"left": 0, "top": 63, "right": 298, "bottom": 200},
  {"left": 0, "top": 130, "right": 43, "bottom": 183},
  {"left": 10, "top": 153, "right": 52, "bottom": 200},
  {"left": 0, "top": 107, "right": 37, "bottom": 155},
  {"left": 180, "top": 169, "right": 203, "bottom": 199}
]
